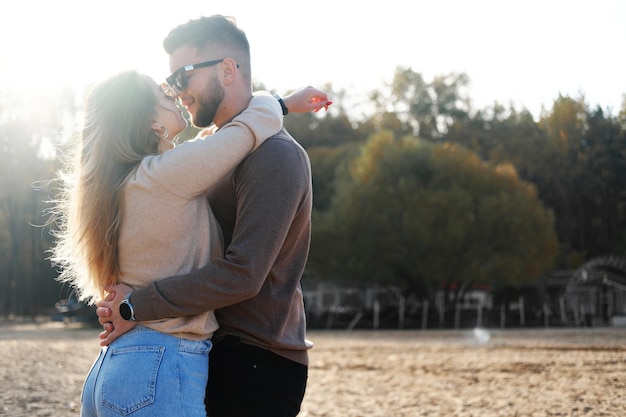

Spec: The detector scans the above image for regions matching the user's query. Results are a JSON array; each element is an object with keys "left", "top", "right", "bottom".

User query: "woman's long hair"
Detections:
[{"left": 50, "top": 71, "right": 160, "bottom": 304}]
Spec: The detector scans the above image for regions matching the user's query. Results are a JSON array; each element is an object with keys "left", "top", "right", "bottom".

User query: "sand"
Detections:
[{"left": 1, "top": 318, "right": 625, "bottom": 416}]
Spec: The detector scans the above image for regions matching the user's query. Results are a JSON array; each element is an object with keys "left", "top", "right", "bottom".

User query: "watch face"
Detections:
[{"left": 120, "top": 301, "right": 132, "bottom": 320}]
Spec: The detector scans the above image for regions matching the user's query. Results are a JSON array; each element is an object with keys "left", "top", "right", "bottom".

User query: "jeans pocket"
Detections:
[{"left": 100, "top": 345, "right": 165, "bottom": 416}]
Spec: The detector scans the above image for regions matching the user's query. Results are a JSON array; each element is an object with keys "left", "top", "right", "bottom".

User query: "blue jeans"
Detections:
[{"left": 81, "top": 325, "right": 211, "bottom": 417}]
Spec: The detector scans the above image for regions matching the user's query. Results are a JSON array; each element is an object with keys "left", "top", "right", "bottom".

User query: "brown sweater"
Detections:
[{"left": 130, "top": 127, "right": 312, "bottom": 365}]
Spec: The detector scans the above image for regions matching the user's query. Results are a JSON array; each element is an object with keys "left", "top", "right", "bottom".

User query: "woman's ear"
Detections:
[{"left": 151, "top": 120, "right": 162, "bottom": 137}]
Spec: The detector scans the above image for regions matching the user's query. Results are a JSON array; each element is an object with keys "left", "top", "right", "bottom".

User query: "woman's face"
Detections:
[{"left": 145, "top": 76, "right": 188, "bottom": 152}]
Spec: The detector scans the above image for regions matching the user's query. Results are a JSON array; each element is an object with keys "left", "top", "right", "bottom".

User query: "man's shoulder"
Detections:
[
  {"left": 246, "top": 129, "right": 308, "bottom": 162},
  {"left": 234, "top": 129, "right": 310, "bottom": 185},
  {"left": 265, "top": 128, "right": 300, "bottom": 148}
]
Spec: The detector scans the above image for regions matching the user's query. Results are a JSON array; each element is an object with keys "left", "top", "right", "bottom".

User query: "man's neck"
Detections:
[{"left": 214, "top": 89, "right": 253, "bottom": 128}]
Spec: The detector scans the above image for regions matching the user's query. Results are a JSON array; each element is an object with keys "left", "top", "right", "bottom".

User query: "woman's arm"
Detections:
[
  {"left": 279, "top": 86, "right": 333, "bottom": 114},
  {"left": 145, "top": 93, "right": 282, "bottom": 198}
]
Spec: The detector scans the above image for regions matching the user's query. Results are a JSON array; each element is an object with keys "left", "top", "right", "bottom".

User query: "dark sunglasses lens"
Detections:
[{"left": 175, "top": 72, "right": 186, "bottom": 91}]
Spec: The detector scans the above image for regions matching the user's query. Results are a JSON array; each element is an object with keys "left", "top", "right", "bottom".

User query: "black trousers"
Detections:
[{"left": 206, "top": 336, "right": 308, "bottom": 417}]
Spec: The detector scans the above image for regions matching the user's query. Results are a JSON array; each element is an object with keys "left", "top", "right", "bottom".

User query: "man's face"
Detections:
[{"left": 168, "top": 45, "right": 225, "bottom": 128}]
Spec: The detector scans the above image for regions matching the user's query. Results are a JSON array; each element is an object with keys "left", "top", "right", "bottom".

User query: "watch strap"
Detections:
[{"left": 274, "top": 95, "right": 289, "bottom": 116}]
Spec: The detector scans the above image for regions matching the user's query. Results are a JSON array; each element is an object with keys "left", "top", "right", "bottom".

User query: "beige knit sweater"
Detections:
[{"left": 117, "top": 94, "right": 282, "bottom": 340}]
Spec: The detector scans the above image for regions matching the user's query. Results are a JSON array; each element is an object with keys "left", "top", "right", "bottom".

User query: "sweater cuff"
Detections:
[{"left": 128, "top": 283, "right": 160, "bottom": 322}]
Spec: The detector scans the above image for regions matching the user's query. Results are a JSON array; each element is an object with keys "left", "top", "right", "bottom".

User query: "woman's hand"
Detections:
[
  {"left": 282, "top": 86, "right": 333, "bottom": 114},
  {"left": 95, "top": 283, "right": 137, "bottom": 346}
]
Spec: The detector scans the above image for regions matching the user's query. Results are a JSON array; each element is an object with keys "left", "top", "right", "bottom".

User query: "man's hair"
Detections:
[{"left": 163, "top": 15, "right": 251, "bottom": 80}]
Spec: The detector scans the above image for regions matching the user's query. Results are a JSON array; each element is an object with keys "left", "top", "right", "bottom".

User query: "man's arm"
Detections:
[{"left": 138, "top": 138, "right": 307, "bottom": 314}]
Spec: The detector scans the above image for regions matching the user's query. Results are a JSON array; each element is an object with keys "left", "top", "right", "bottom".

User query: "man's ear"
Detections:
[{"left": 221, "top": 58, "right": 239, "bottom": 85}]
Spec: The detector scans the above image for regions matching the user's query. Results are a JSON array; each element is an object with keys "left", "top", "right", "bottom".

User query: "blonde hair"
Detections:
[{"left": 49, "top": 71, "right": 160, "bottom": 304}]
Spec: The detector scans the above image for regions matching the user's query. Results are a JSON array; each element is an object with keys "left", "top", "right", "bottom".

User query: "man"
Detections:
[{"left": 96, "top": 15, "right": 330, "bottom": 417}]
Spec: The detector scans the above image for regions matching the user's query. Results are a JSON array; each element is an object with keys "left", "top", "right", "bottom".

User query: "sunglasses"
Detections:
[{"left": 162, "top": 59, "right": 226, "bottom": 97}]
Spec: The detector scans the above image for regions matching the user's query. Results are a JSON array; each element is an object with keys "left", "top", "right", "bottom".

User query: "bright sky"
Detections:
[{"left": 3, "top": 0, "right": 625, "bottom": 119}]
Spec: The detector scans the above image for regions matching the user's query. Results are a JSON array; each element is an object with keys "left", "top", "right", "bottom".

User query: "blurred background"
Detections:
[{"left": 1, "top": 0, "right": 625, "bottom": 329}]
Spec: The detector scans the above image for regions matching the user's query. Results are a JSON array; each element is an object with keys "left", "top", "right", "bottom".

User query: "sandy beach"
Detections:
[{"left": 1, "top": 318, "right": 625, "bottom": 416}]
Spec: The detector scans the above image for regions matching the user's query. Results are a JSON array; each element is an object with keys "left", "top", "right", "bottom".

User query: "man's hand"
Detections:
[
  {"left": 95, "top": 283, "right": 137, "bottom": 346},
  {"left": 283, "top": 86, "right": 333, "bottom": 114}
]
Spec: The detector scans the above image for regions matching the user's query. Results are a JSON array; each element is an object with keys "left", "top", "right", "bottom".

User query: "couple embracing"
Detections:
[{"left": 51, "top": 14, "right": 331, "bottom": 417}]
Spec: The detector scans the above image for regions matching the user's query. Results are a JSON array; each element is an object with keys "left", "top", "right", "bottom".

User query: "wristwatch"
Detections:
[
  {"left": 119, "top": 296, "right": 137, "bottom": 321},
  {"left": 274, "top": 95, "right": 289, "bottom": 116}
]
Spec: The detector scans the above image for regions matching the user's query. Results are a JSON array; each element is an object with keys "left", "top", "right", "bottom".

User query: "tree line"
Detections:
[{"left": 1, "top": 67, "right": 625, "bottom": 318}]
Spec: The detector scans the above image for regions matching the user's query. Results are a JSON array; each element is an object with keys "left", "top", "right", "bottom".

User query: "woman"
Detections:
[{"left": 49, "top": 70, "right": 329, "bottom": 417}]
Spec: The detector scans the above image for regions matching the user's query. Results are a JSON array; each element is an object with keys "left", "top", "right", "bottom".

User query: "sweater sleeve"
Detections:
[
  {"left": 141, "top": 93, "right": 282, "bottom": 198},
  {"left": 130, "top": 136, "right": 311, "bottom": 320}
]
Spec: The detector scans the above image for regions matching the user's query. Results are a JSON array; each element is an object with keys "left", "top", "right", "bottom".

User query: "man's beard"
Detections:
[{"left": 192, "top": 75, "right": 224, "bottom": 128}]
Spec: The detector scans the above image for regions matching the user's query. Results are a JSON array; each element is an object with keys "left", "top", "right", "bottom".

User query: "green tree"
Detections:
[
  {"left": 374, "top": 67, "right": 472, "bottom": 139},
  {"left": 445, "top": 104, "right": 545, "bottom": 173},
  {"left": 446, "top": 95, "right": 626, "bottom": 268},
  {"left": 568, "top": 105, "right": 626, "bottom": 257},
  {"left": 307, "top": 144, "right": 359, "bottom": 212},
  {"left": 308, "top": 132, "right": 559, "bottom": 306}
]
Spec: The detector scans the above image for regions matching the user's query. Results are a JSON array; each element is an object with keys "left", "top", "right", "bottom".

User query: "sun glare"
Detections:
[
  {"left": 2, "top": 3, "right": 172, "bottom": 96},
  {"left": 2, "top": 0, "right": 625, "bottom": 117}
]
